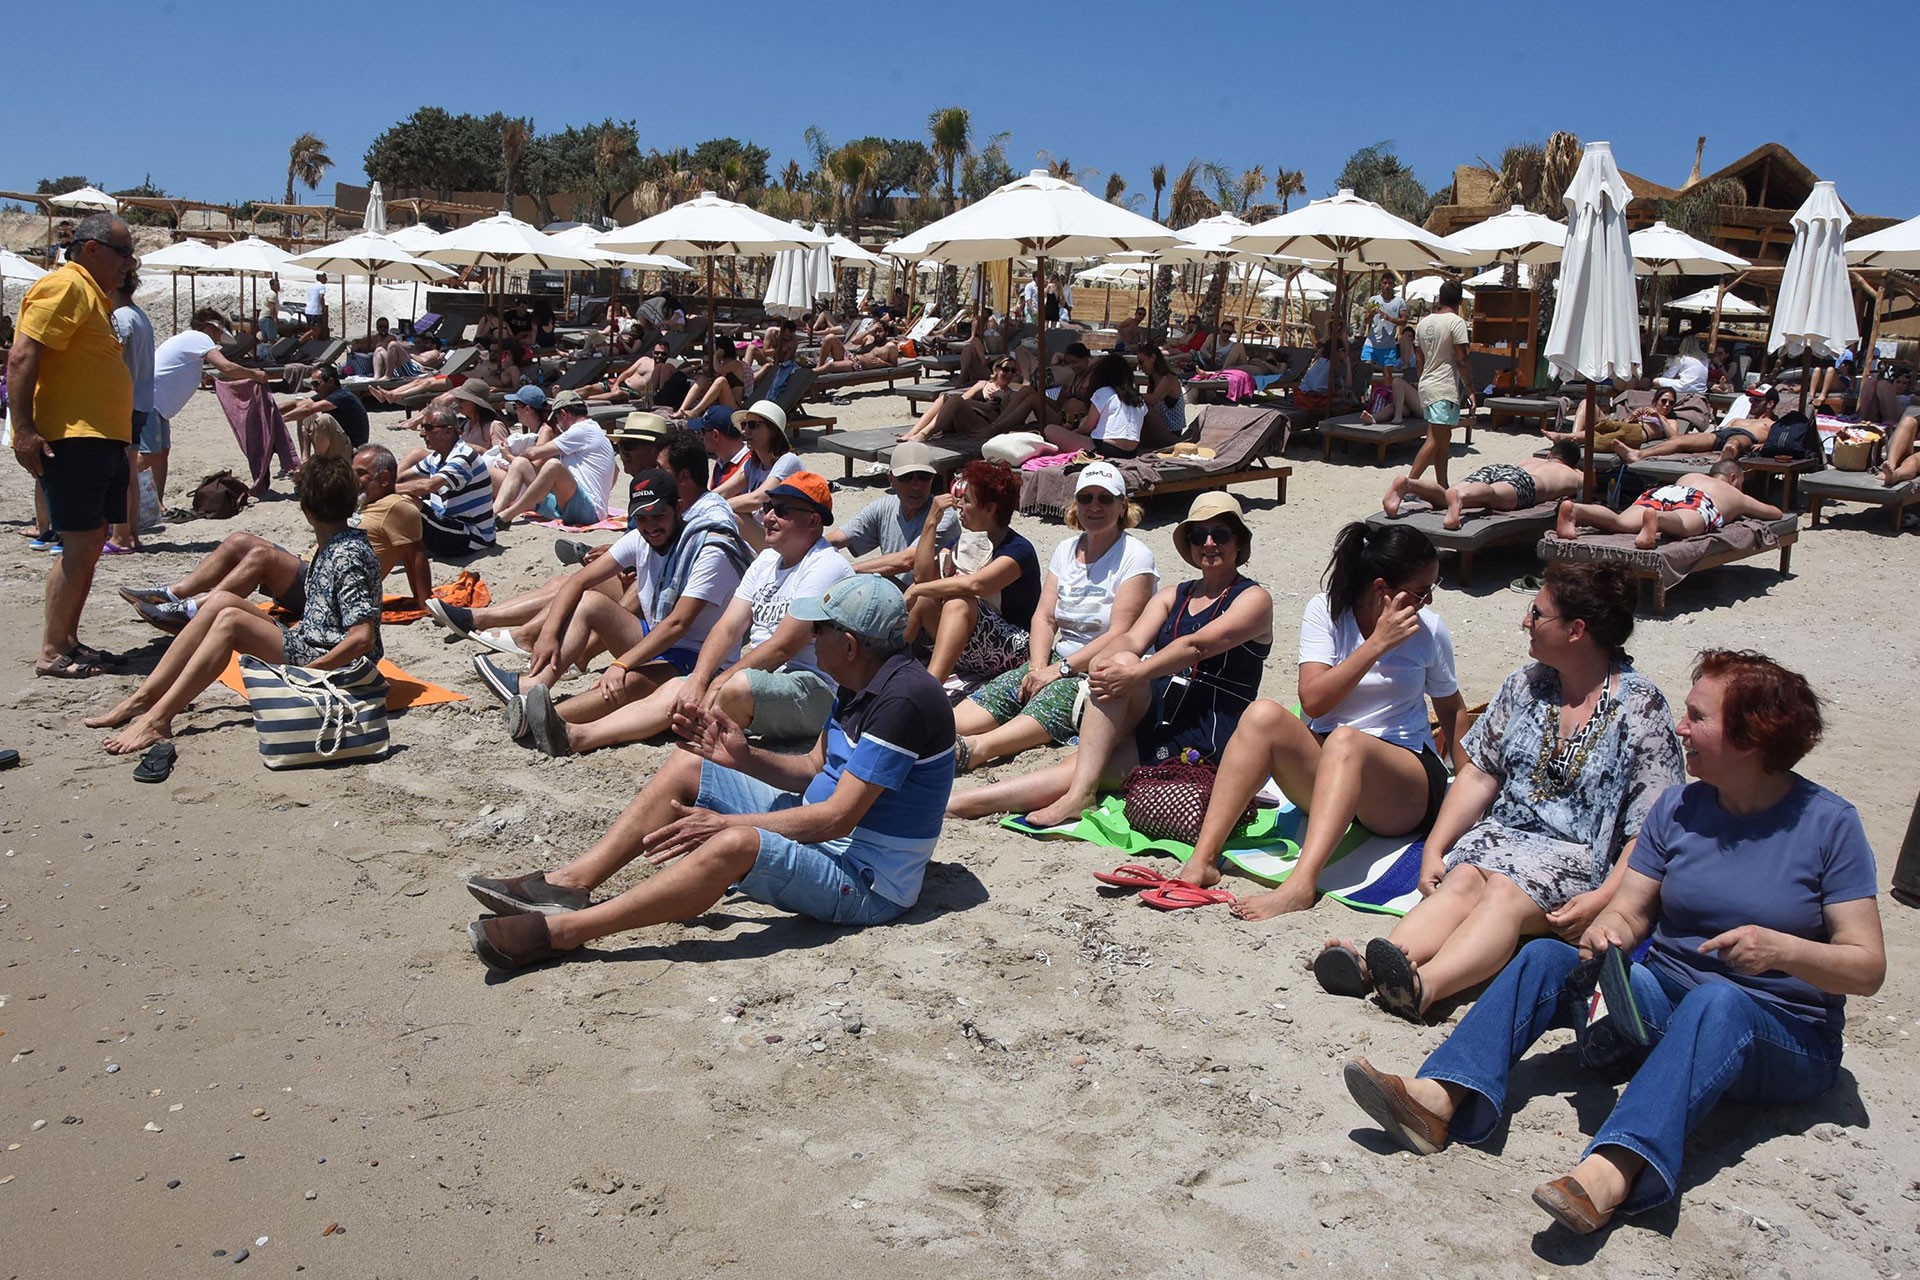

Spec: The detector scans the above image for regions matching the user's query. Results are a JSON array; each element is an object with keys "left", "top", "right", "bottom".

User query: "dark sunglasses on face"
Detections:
[
  {"left": 1075, "top": 491, "right": 1117, "bottom": 506},
  {"left": 75, "top": 238, "right": 136, "bottom": 260},
  {"left": 761, "top": 502, "right": 808, "bottom": 520},
  {"left": 1188, "top": 523, "right": 1238, "bottom": 546},
  {"left": 1527, "top": 603, "right": 1564, "bottom": 625}
]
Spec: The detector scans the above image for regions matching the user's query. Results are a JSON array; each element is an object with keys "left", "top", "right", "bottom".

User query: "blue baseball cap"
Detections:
[
  {"left": 789, "top": 575, "right": 907, "bottom": 649},
  {"left": 508, "top": 384, "right": 548, "bottom": 411}
]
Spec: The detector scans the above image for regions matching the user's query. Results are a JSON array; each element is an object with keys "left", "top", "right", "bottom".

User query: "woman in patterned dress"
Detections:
[
  {"left": 1314, "top": 560, "right": 1685, "bottom": 1021},
  {"left": 85, "top": 457, "right": 383, "bottom": 755}
]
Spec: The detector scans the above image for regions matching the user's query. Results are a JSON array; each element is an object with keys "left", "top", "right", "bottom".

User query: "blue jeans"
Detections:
[{"left": 1417, "top": 939, "right": 1840, "bottom": 1214}]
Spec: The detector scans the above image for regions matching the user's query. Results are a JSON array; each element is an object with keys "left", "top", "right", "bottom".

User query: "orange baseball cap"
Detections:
[{"left": 764, "top": 471, "right": 834, "bottom": 523}]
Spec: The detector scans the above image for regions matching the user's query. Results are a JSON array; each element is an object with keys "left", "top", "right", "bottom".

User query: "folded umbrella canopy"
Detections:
[
  {"left": 1546, "top": 141, "right": 1642, "bottom": 499},
  {"left": 1769, "top": 180, "right": 1857, "bottom": 359}
]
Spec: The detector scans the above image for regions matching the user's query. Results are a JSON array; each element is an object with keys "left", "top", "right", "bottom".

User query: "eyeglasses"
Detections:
[
  {"left": 1188, "top": 523, "right": 1238, "bottom": 546},
  {"left": 1526, "top": 603, "right": 1566, "bottom": 626},
  {"left": 1075, "top": 491, "right": 1118, "bottom": 506},
  {"left": 811, "top": 620, "right": 846, "bottom": 638},
  {"left": 74, "top": 238, "right": 137, "bottom": 260},
  {"left": 1393, "top": 582, "right": 1436, "bottom": 605},
  {"left": 760, "top": 503, "right": 808, "bottom": 520}
]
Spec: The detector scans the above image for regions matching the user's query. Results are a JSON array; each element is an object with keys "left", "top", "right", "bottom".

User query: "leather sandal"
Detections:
[{"left": 1531, "top": 1175, "right": 1614, "bottom": 1235}]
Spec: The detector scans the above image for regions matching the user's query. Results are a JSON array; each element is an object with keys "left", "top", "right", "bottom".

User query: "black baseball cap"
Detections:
[{"left": 627, "top": 468, "right": 677, "bottom": 517}]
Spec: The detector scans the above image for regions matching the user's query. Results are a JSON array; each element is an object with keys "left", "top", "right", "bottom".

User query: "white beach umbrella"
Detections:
[
  {"left": 1768, "top": 180, "right": 1857, "bottom": 360},
  {"left": 763, "top": 244, "right": 810, "bottom": 318},
  {"left": 1402, "top": 275, "right": 1444, "bottom": 304},
  {"left": 286, "top": 233, "right": 456, "bottom": 335},
  {"left": 48, "top": 185, "right": 120, "bottom": 213},
  {"left": 1667, "top": 286, "right": 1763, "bottom": 316},
  {"left": 420, "top": 212, "right": 599, "bottom": 272},
  {"left": 826, "top": 233, "right": 886, "bottom": 266},
  {"left": 1629, "top": 221, "right": 1749, "bottom": 277},
  {"left": 139, "top": 239, "right": 230, "bottom": 327},
  {"left": 0, "top": 247, "right": 49, "bottom": 285},
  {"left": 601, "top": 192, "right": 828, "bottom": 340},
  {"left": 1844, "top": 211, "right": 1920, "bottom": 270},
  {"left": 1228, "top": 189, "right": 1459, "bottom": 315},
  {"left": 1546, "top": 141, "right": 1642, "bottom": 497},
  {"left": 805, "top": 224, "right": 837, "bottom": 305},
  {"left": 364, "top": 182, "right": 387, "bottom": 234},
  {"left": 1465, "top": 262, "right": 1536, "bottom": 290},
  {"left": 1441, "top": 205, "right": 1567, "bottom": 267},
  {"left": 1258, "top": 268, "right": 1337, "bottom": 300},
  {"left": 549, "top": 225, "right": 688, "bottom": 272},
  {"left": 1159, "top": 212, "right": 1267, "bottom": 265},
  {"left": 384, "top": 223, "right": 443, "bottom": 253},
  {"left": 211, "top": 237, "right": 297, "bottom": 323}
]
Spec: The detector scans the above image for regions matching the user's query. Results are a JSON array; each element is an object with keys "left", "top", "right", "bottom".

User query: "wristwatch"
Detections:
[{"left": 1057, "top": 660, "right": 1073, "bottom": 678}]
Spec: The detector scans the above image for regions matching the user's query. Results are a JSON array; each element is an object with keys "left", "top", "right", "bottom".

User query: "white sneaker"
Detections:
[{"left": 472, "top": 627, "right": 527, "bottom": 658}]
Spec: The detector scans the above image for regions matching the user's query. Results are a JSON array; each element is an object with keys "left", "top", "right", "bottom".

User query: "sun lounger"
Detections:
[
  {"left": 1484, "top": 395, "right": 1566, "bottom": 432},
  {"left": 1015, "top": 404, "right": 1293, "bottom": 517},
  {"left": 1366, "top": 498, "right": 1563, "bottom": 586},
  {"left": 813, "top": 426, "right": 920, "bottom": 479},
  {"left": 812, "top": 359, "right": 927, "bottom": 394},
  {"left": 550, "top": 353, "right": 612, "bottom": 393},
  {"left": 345, "top": 346, "right": 482, "bottom": 406},
  {"left": 1802, "top": 469, "right": 1920, "bottom": 532},
  {"left": 1537, "top": 514, "right": 1800, "bottom": 612},
  {"left": 1319, "top": 414, "right": 1428, "bottom": 464},
  {"left": 900, "top": 379, "right": 968, "bottom": 412}
]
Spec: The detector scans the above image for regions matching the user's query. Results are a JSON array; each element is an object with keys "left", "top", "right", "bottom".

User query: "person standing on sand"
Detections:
[
  {"left": 150, "top": 306, "right": 275, "bottom": 513},
  {"left": 304, "top": 272, "right": 328, "bottom": 337},
  {"left": 108, "top": 269, "right": 155, "bottom": 553},
  {"left": 1411, "top": 280, "right": 1473, "bottom": 488},
  {"left": 7, "top": 212, "right": 138, "bottom": 678}
]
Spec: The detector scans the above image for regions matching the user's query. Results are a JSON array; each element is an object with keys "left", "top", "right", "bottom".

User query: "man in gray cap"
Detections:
[
  {"left": 492, "top": 389, "right": 618, "bottom": 526},
  {"left": 462, "top": 574, "right": 957, "bottom": 971},
  {"left": 827, "top": 440, "right": 960, "bottom": 585}
]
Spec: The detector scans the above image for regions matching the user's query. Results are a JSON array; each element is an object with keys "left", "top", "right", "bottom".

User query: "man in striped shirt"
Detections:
[
  {"left": 397, "top": 402, "right": 496, "bottom": 557},
  {"left": 462, "top": 575, "right": 957, "bottom": 972}
]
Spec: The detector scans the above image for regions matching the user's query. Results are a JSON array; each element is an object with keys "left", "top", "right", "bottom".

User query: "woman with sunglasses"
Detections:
[
  {"left": 1041, "top": 352, "right": 1147, "bottom": 458},
  {"left": 948, "top": 493, "right": 1272, "bottom": 825},
  {"left": 1177, "top": 524, "right": 1469, "bottom": 919},
  {"left": 1546, "top": 388, "right": 1680, "bottom": 456},
  {"left": 948, "top": 462, "right": 1156, "bottom": 772},
  {"left": 897, "top": 359, "right": 1021, "bottom": 444},
  {"left": 1137, "top": 345, "right": 1187, "bottom": 442},
  {"left": 1314, "top": 561, "right": 1684, "bottom": 1022}
]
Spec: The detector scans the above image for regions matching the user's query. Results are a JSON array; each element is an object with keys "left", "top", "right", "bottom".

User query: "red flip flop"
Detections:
[
  {"left": 1139, "top": 884, "right": 1236, "bottom": 911},
  {"left": 1093, "top": 863, "right": 1177, "bottom": 890}
]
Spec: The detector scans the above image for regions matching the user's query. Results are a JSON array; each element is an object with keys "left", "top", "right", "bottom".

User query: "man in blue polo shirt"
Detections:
[{"left": 463, "top": 575, "right": 957, "bottom": 971}]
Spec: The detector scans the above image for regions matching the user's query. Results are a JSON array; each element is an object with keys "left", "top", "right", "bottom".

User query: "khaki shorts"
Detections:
[{"left": 299, "top": 413, "right": 352, "bottom": 462}]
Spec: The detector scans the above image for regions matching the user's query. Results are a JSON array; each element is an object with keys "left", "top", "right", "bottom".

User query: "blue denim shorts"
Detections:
[
  {"left": 139, "top": 413, "right": 172, "bottom": 454},
  {"left": 536, "top": 487, "right": 601, "bottom": 526},
  {"left": 696, "top": 760, "right": 907, "bottom": 926}
]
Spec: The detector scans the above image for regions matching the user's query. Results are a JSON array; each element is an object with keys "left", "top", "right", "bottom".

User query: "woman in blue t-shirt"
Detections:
[{"left": 1341, "top": 651, "right": 1885, "bottom": 1239}]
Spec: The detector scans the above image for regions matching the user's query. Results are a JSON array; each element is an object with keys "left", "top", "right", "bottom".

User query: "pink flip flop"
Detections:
[
  {"left": 1093, "top": 863, "right": 1178, "bottom": 891},
  {"left": 1139, "top": 884, "right": 1236, "bottom": 911}
]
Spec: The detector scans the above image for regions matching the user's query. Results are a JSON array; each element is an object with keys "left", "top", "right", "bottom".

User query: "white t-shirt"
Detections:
[
  {"left": 1367, "top": 294, "right": 1407, "bottom": 351},
  {"left": 1048, "top": 533, "right": 1157, "bottom": 658},
  {"left": 1297, "top": 591, "right": 1458, "bottom": 751},
  {"left": 305, "top": 283, "right": 326, "bottom": 317},
  {"left": 1089, "top": 387, "right": 1147, "bottom": 445},
  {"left": 550, "top": 420, "right": 617, "bottom": 519},
  {"left": 152, "top": 330, "right": 218, "bottom": 420},
  {"left": 734, "top": 540, "right": 856, "bottom": 679},
  {"left": 607, "top": 535, "right": 741, "bottom": 658}
]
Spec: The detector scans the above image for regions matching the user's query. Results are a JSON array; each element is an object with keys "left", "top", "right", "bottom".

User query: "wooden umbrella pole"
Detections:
[
  {"left": 705, "top": 256, "right": 716, "bottom": 357},
  {"left": 1862, "top": 276, "right": 1886, "bottom": 376},
  {"left": 171, "top": 274, "right": 179, "bottom": 331},
  {"left": 1582, "top": 380, "right": 1598, "bottom": 501},
  {"left": 1035, "top": 253, "right": 1049, "bottom": 399},
  {"left": 367, "top": 274, "right": 374, "bottom": 338}
]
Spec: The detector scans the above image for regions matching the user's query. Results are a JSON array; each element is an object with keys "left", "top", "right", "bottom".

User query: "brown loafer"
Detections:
[
  {"left": 1342, "top": 1057, "right": 1450, "bottom": 1155},
  {"left": 1531, "top": 1175, "right": 1613, "bottom": 1235},
  {"left": 467, "top": 913, "right": 560, "bottom": 973},
  {"left": 466, "top": 870, "right": 591, "bottom": 916}
]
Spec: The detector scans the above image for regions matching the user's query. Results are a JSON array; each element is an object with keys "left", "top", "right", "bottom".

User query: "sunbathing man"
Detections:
[
  {"left": 460, "top": 575, "right": 954, "bottom": 973},
  {"left": 1614, "top": 386, "right": 1779, "bottom": 465},
  {"left": 897, "top": 359, "right": 1020, "bottom": 443},
  {"left": 118, "top": 443, "right": 430, "bottom": 630},
  {"left": 1383, "top": 457, "right": 1583, "bottom": 529},
  {"left": 1555, "top": 462, "right": 1781, "bottom": 550},
  {"left": 815, "top": 324, "right": 906, "bottom": 374},
  {"left": 586, "top": 338, "right": 690, "bottom": 406},
  {"left": 1113, "top": 307, "right": 1147, "bottom": 352}
]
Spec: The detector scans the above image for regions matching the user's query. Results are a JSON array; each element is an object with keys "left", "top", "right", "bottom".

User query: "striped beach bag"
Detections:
[{"left": 238, "top": 654, "right": 391, "bottom": 769}]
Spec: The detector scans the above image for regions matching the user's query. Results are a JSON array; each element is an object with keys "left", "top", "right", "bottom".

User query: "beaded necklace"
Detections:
[{"left": 1528, "top": 666, "right": 1619, "bottom": 803}]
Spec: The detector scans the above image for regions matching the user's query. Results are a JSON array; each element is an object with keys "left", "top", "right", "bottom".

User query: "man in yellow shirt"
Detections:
[{"left": 7, "top": 213, "right": 138, "bottom": 678}]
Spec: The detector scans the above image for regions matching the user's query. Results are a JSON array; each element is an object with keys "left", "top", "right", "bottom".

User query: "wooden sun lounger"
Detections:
[
  {"left": 1366, "top": 499, "right": 1563, "bottom": 585},
  {"left": 1802, "top": 469, "right": 1920, "bottom": 532},
  {"left": 1320, "top": 414, "right": 1428, "bottom": 464},
  {"left": 900, "top": 379, "right": 967, "bottom": 412},
  {"left": 812, "top": 426, "right": 919, "bottom": 479},
  {"left": 1484, "top": 395, "right": 1567, "bottom": 431},
  {"left": 811, "top": 359, "right": 927, "bottom": 393},
  {"left": 1538, "top": 514, "right": 1800, "bottom": 612}
]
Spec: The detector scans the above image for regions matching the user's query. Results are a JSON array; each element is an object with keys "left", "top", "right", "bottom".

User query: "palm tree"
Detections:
[
  {"left": 500, "top": 118, "right": 530, "bottom": 212},
  {"left": 1149, "top": 164, "right": 1167, "bottom": 222},
  {"left": 927, "top": 107, "right": 971, "bottom": 316},
  {"left": 825, "top": 139, "right": 886, "bottom": 314},
  {"left": 284, "top": 132, "right": 333, "bottom": 206},
  {"left": 1199, "top": 167, "right": 1267, "bottom": 329},
  {"left": 1105, "top": 173, "right": 1127, "bottom": 204},
  {"left": 1274, "top": 167, "right": 1306, "bottom": 214}
]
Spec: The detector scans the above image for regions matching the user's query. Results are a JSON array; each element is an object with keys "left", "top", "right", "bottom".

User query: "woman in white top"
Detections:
[
  {"left": 723, "top": 400, "right": 805, "bottom": 548},
  {"left": 1181, "top": 523, "right": 1472, "bottom": 919},
  {"left": 1650, "top": 335, "right": 1709, "bottom": 396},
  {"left": 951, "top": 461, "right": 1157, "bottom": 771},
  {"left": 1043, "top": 353, "right": 1147, "bottom": 458}
]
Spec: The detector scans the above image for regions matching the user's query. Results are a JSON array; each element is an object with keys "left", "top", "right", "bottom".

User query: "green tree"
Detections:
[
  {"left": 1149, "top": 164, "right": 1167, "bottom": 221},
  {"left": 1334, "top": 141, "right": 1436, "bottom": 223},
  {"left": 689, "top": 139, "right": 771, "bottom": 191},
  {"left": 362, "top": 108, "right": 498, "bottom": 201},
  {"left": 1199, "top": 167, "right": 1269, "bottom": 328},
  {"left": 1274, "top": 167, "right": 1306, "bottom": 213},
  {"left": 285, "top": 132, "right": 334, "bottom": 206},
  {"left": 958, "top": 132, "right": 1013, "bottom": 204},
  {"left": 112, "top": 176, "right": 170, "bottom": 228},
  {"left": 926, "top": 107, "right": 972, "bottom": 316},
  {"left": 35, "top": 176, "right": 92, "bottom": 196}
]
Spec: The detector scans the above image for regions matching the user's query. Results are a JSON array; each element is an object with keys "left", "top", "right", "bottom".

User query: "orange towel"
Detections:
[
  {"left": 218, "top": 655, "right": 467, "bottom": 710},
  {"left": 380, "top": 571, "right": 492, "bottom": 625}
]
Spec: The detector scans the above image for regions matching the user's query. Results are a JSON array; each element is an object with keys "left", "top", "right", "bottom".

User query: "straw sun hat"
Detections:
[{"left": 1172, "top": 492, "right": 1252, "bottom": 567}]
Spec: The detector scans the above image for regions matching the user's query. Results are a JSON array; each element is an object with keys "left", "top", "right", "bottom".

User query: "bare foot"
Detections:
[
  {"left": 1442, "top": 487, "right": 1464, "bottom": 530},
  {"left": 1176, "top": 859, "right": 1222, "bottom": 888},
  {"left": 85, "top": 697, "right": 147, "bottom": 730},
  {"left": 103, "top": 718, "right": 170, "bottom": 755},
  {"left": 1382, "top": 475, "right": 1408, "bottom": 518},
  {"left": 1634, "top": 509, "right": 1661, "bottom": 551},
  {"left": 944, "top": 786, "right": 999, "bottom": 820},
  {"left": 1555, "top": 499, "right": 1580, "bottom": 541},
  {"left": 1229, "top": 878, "right": 1316, "bottom": 921},
  {"left": 1023, "top": 792, "right": 1092, "bottom": 830},
  {"left": 1613, "top": 441, "right": 1642, "bottom": 463},
  {"left": 1360, "top": 409, "right": 1376, "bottom": 425},
  {"left": 1878, "top": 464, "right": 1895, "bottom": 486}
]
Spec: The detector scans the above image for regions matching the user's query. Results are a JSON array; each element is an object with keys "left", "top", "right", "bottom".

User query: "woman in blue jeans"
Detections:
[{"left": 1341, "top": 650, "right": 1885, "bottom": 1237}]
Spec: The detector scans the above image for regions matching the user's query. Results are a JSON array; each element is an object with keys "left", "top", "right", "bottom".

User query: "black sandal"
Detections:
[
  {"left": 133, "top": 742, "right": 176, "bottom": 784},
  {"left": 1366, "top": 937, "right": 1427, "bottom": 1022},
  {"left": 1313, "top": 942, "right": 1371, "bottom": 997}
]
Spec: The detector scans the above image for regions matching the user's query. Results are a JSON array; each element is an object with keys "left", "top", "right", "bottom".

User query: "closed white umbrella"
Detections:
[
  {"left": 763, "top": 243, "right": 809, "bottom": 318},
  {"left": 364, "top": 182, "right": 387, "bottom": 234},
  {"left": 805, "top": 223, "right": 836, "bottom": 312},
  {"left": 1629, "top": 221, "right": 1749, "bottom": 277},
  {"left": 1441, "top": 205, "right": 1567, "bottom": 267},
  {"left": 600, "top": 192, "right": 828, "bottom": 343},
  {"left": 1546, "top": 141, "right": 1642, "bottom": 498},
  {"left": 286, "top": 232, "right": 456, "bottom": 335},
  {"left": 1667, "top": 285, "right": 1764, "bottom": 316},
  {"left": 1769, "top": 179, "right": 1859, "bottom": 407},
  {"left": 47, "top": 185, "right": 120, "bottom": 213}
]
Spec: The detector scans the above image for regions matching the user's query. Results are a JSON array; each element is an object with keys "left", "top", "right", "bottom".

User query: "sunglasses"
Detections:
[
  {"left": 1392, "top": 581, "right": 1436, "bottom": 605},
  {"left": 760, "top": 502, "right": 809, "bottom": 520},
  {"left": 75, "top": 238, "right": 137, "bottom": 260},
  {"left": 811, "top": 619, "right": 846, "bottom": 638},
  {"left": 1187, "top": 523, "right": 1239, "bottom": 546},
  {"left": 1075, "top": 491, "right": 1118, "bottom": 506},
  {"left": 1526, "top": 603, "right": 1565, "bottom": 625}
]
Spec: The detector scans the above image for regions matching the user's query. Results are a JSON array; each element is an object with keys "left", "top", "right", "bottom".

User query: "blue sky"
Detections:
[{"left": 5, "top": 0, "right": 1913, "bottom": 221}]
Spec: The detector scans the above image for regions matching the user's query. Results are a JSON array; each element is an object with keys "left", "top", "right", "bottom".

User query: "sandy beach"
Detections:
[{"left": 2, "top": 382, "right": 1916, "bottom": 1278}]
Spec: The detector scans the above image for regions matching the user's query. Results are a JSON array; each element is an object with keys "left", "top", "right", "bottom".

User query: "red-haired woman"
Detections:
[
  {"left": 903, "top": 460, "right": 1040, "bottom": 682},
  {"left": 1341, "top": 650, "right": 1886, "bottom": 1239}
]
